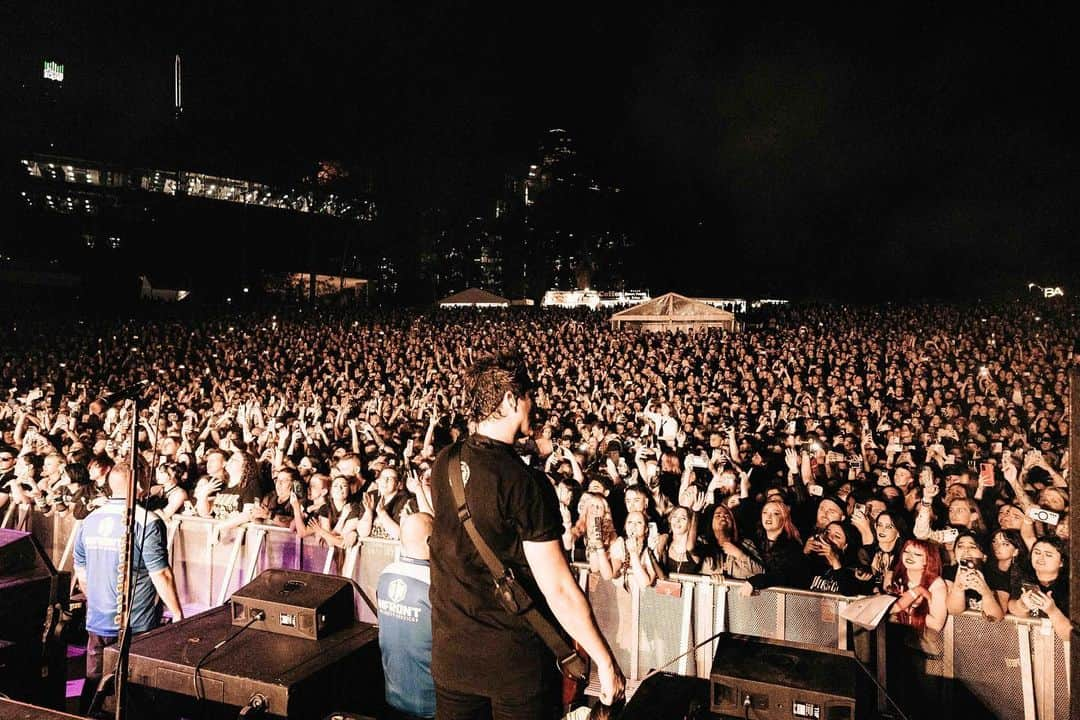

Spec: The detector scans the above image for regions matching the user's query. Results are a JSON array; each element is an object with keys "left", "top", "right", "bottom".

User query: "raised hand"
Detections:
[
  {"left": 362, "top": 492, "right": 377, "bottom": 513},
  {"left": 194, "top": 477, "right": 222, "bottom": 501}
]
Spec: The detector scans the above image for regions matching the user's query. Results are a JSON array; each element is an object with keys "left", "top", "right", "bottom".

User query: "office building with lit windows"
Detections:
[
  {"left": 496, "top": 128, "right": 635, "bottom": 298},
  {"left": 2, "top": 54, "right": 378, "bottom": 302}
]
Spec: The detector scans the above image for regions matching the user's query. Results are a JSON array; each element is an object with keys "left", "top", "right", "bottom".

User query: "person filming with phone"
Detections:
[{"left": 1008, "top": 537, "right": 1071, "bottom": 640}]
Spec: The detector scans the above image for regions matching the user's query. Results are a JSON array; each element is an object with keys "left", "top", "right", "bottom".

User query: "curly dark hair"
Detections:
[{"left": 461, "top": 351, "right": 534, "bottom": 423}]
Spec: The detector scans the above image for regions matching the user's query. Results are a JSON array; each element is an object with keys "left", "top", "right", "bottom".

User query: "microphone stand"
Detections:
[{"left": 112, "top": 391, "right": 144, "bottom": 720}]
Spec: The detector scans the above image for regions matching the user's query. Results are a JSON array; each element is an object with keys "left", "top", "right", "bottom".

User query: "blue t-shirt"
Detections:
[
  {"left": 73, "top": 499, "right": 170, "bottom": 637},
  {"left": 377, "top": 556, "right": 434, "bottom": 719}
]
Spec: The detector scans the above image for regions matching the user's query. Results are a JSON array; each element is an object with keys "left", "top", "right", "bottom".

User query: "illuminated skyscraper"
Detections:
[{"left": 500, "top": 129, "right": 633, "bottom": 297}]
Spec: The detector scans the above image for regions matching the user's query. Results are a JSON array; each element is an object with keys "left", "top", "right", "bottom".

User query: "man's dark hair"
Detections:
[
  {"left": 88, "top": 452, "right": 115, "bottom": 474},
  {"left": 462, "top": 351, "right": 533, "bottom": 423}
]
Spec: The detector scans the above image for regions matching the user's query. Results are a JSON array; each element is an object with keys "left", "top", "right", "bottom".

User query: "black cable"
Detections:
[
  {"left": 639, "top": 628, "right": 727, "bottom": 683},
  {"left": 193, "top": 610, "right": 265, "bottom": 701}
]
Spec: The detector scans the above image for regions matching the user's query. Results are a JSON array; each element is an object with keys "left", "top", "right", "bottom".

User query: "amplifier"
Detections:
[
  {"left": 0, "top": 530, "right": 64, "bottom": 706},
  {"left": 710, "top": 634, "right": 870, "bottom": 720},
  {"left": 0, "top": 529, "right": 45, "bottom": 575},
  {"left": 230, "top": 569, "right": 355, "bottom": 640},
  {"left": 104, "top": 604, "right": 381, "bottom": 719}
]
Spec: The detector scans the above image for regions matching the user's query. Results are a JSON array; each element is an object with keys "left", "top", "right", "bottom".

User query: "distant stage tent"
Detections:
[
  {"left": 438, "top": 288, "right": 510, "bottom": 307},
  {"left": 610, "top": 292, "right": 736, "bottom": 332}
]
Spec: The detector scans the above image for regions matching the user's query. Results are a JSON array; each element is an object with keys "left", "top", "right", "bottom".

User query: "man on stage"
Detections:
[
  {"left": 73, "top": 461, "right": 184, "bottom": 714},
  {"left": 429, "top": 351, "right": 624, "bottom": 719}
]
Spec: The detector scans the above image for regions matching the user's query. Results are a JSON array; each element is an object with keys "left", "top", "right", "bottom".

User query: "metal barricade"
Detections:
[
  {"left": 922, "top": 611, "right": 1070, "bottom": 720},
  {"left": 300, "top": 532, "right": 332, "bottom": 573},
  {"left": 18, "top": 507, "right": 1074, "bottom": 720},
  {"left": 24, "top": 508, "right": 78, "bottom": 569},
  {"left": 1048, "top": 631, "right": 1069, "bottom": 720},
  {"left": 1027, "top": 616, "right": 1070, "bottom": 720},
  {"left": 167, "top": 515, "right": 248, "bottom": 613},
  {"left": 636, "top": 577, "right": 696, "bottom": 679},
  {"left": 950, "top": 612, "right": 1028, "bottom": 719},
  {"left": 719, "top": 580, "right": 851, "bottom": 648},
  {"left": 348, "top": 537, "right": 400, "bottom": 624},
  {"left": 723, "top": 579, "right": 784, "bottom": 640},
  {"left": 242, "top": 524, "right": 303, "bottom": 577},
  {"left": 584, "top": 571, "right": 635, "bottom": 679}
]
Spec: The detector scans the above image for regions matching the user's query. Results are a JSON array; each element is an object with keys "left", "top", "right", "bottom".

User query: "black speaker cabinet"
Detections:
[
  {"left": 105, "top": 604, "right": 381, "bottom": 720},
  {"left": 620, "top": 672, "right": 710, "bottom": 720},
  {"left": 230, "top": 569, "right": 355, "bottom": 640},
  {"left": 0, "top": 530, "right": 64, "bottom": 706},
  {"left": 710, "top": 634, "right": 870, "bottom": 720},
  {"left": 0, "top": 528, "right": 45, "bottom": 575}
]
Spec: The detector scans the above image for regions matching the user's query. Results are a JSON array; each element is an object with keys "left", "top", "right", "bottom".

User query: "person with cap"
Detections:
[{"left": 429, "top": 350, "right": 624, "bottom": 719}]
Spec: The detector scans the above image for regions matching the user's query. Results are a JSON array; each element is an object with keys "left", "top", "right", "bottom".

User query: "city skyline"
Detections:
[{"left": 2, "top": 6, "right": 1078, "bottom": 300}]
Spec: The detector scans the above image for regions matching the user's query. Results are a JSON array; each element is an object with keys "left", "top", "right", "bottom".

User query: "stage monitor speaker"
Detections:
[
  {"left": 710, "top": 634, "right": 871, "bottom": 720},
  {"left": 619, "top": 671, "right": 709, "bottom": 720},
  {"left": 0, "top": 528, "right": 50, "bottom": 575},
  {"left": 105, "top": 604, "right": 381, "bottom": 720},
  {"left": 0, "top": 529, "right": 64, "bottom": 706},
  {"left": 230, "top": 568, "right": 355, "bottom": 640}
]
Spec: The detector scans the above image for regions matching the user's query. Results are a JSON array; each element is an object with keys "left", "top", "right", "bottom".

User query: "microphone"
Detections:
[{"left": 99, "top": 380, "right": 151, "bottom": 406}]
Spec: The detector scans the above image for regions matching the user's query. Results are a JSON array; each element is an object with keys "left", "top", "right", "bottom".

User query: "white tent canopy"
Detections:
[
  {"left": 610, "top": 292, "right": 736, "bottom": 332},
  {"left": 438, "top": 288, "right": 511, "bottom": 307}
]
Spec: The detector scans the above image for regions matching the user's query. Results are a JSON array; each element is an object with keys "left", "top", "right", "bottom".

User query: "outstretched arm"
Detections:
[{"left": 524, "top": 539, "right": 625, "bottom": 706}]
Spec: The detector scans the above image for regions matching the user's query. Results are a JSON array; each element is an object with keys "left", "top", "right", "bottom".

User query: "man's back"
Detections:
[
  {"left": 428, "top": 435, "right": 563, "bottom": 696},
  {"left": 377, "top": 556, "right": 434, "bottom": 719},
  {"left": 73, "top": 499, "right": 168, "bottom": 636}
]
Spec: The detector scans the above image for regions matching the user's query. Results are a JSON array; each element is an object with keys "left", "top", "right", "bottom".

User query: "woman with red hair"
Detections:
[
  {"left": 887, "top": 538, "right": 947, "bottom": 631},
  {"left": 885, "top": 538, "right": 948, "bottom": 716}
]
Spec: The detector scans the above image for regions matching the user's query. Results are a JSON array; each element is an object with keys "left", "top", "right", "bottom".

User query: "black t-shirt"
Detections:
[
  {"left": 262, "top": 491, "right": 296, "bottom": 524},
  {"left": 143, "top": 484, "right": 184, "bottom": 517},
  {"left": 316, "top": 499, "right": 362, "bottom": 529},
  {"left": 210, "top": 481, "right": 260, "bottom": 521},
  {"left": 981, "top": 562, "right": 1014, "bottom": 596},
  {"left": 1010, "top": 571, "right": 1069, "bottom": 617},
  {"left": 429, "top": 434, "right": 564, "bottom": 696}
]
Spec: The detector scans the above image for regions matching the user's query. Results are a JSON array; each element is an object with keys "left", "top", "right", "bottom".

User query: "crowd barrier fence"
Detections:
[{"left": 7, "top": 508, "right": 1069, "bottom": 720}]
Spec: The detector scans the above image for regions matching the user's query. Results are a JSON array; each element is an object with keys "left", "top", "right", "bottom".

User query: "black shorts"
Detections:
[{"left": 434, "top": 674, "right": 560, "bottom": 720}]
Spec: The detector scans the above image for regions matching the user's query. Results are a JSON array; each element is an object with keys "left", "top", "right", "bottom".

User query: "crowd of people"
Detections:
[{"left": 0, "top": 301, "right": 1074, "bottom": 673}]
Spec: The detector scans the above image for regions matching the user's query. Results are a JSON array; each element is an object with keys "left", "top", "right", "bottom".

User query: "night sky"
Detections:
[{"left": 3, "top": 5, "right": 1078, "bottom": 300}]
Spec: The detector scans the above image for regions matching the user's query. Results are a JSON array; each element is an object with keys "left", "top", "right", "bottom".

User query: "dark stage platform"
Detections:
[{"left": 103, "top": 604, "right": 381, "bottom": 719}]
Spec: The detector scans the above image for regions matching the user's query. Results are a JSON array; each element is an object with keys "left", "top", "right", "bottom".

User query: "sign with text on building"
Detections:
[
  {"left": 43, "top": 60, "right": 64, "bottom": 82},
  {"left": 1043, "top": 286, "right": 1064, "bottom": 298}
]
